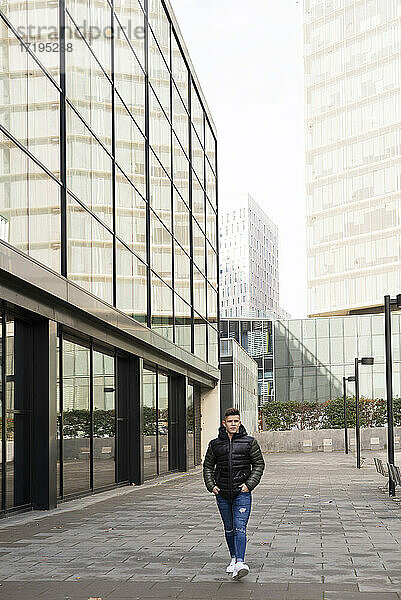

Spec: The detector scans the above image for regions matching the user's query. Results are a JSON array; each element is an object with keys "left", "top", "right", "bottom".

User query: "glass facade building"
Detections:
[
  {"left": 220, "top": 319, "right": 274, "bottom": 406},
  {"left": 275, "top": 313, "right": 401, "bottom": 403},
  {"left": 220, "top": 338, "right": 258, "bottom": 434},
  {"left": 305, "top": 0, "right": 401, "bottom": 316},
  {"left": 0, "top": 0, "right": 218, "bottom": 513}
]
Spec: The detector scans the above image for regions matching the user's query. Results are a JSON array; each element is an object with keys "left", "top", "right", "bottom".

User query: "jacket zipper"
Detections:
[{"left": 229, "top": 438, "right": 233, "bottom": 498}]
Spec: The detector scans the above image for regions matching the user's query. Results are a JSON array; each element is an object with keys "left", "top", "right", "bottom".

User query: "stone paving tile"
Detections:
[{"left": 1, "top": 454, "right": 401, "bottom": 598}]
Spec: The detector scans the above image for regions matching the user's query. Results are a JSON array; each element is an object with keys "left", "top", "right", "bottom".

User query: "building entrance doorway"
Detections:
[{"left": 1, "top": 314, "right": 33, "bottom": 512}]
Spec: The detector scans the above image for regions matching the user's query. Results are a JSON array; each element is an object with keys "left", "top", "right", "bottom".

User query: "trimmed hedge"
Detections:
[{"left": 260, "top": 397, "right": 400, "bottom": 431}]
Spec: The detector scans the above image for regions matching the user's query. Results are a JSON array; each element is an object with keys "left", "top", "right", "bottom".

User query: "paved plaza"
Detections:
[{"left": 1, "top": 452, "right": 401, "bottom": 599}]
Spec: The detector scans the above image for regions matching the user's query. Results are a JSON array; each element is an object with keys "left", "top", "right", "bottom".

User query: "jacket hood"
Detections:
[{"left": 218, "top": 423, "right": 248, "bottom": 440}]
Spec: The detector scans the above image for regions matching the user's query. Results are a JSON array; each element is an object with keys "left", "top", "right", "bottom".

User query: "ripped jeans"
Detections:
[{"left": 216, "top": 492, "right": 252, "bottom": 562}]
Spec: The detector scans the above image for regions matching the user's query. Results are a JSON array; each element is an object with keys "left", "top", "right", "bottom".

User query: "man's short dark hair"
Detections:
[{"left": 224, "top": 407, "right": 240, "bottom": 419}]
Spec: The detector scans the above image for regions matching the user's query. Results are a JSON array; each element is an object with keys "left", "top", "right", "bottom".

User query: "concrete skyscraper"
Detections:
[
  {"left": 220, "top": 194, "right": 280, "bottom": 319},
  {"left": 305, "top": 0, "right": 401, "bottom": 317}
]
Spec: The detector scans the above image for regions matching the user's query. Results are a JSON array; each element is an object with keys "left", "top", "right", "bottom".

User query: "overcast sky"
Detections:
[{"left": 171, "top": 0, "right": 307, "bottom": 318}]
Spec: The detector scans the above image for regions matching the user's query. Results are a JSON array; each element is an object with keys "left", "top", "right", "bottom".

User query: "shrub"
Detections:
[{"left": 260, "top": 397, "right": 401, "bottom": 431}]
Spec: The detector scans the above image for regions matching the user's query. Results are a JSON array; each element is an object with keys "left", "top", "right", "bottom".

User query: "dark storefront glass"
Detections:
[
  {"left": 186, "top": 384, "right": 194, "bottom": 467},
  {"left": 62, "top": 339, "right": 91, "bottom": 497},
  {"left": 158, "top": 373, "right": 169, "bottom": 474},
  {"left": 93, "top": 351, "right": 116, "bottom": 490},
  {"left": 3, "top": 317, "right": 32, "bottom": 510},
  {"left": 143, "top": 367, "right": 172, "bottom": 479},
  {"left": 143, "top": 368, "right": 157, "bottom": 478}
]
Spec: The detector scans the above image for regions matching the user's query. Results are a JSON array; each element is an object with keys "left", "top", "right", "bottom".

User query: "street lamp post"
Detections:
[
  {"left": 384, "top": 294, "right": 401, "bottom": 496},
  {"left": 343, "top": 376, "right": 349, "bottom": 454},
  {"left": 351, "top": 357, "right": 374, "bottom": 469}
]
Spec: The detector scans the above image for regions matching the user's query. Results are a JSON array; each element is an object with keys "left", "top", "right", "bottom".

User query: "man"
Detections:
[{"left": 203, "top": 407, "right": 265, "bottom": 580}]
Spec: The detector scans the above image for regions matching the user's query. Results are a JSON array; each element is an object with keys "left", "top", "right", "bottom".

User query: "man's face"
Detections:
[{"left": 223, "top": 415, "right": 241, "bottom": 434}]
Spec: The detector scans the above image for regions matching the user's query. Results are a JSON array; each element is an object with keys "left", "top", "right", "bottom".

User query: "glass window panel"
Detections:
[
  {"left": 173, "top": 134, "right": 189, "bottom": 204},
  {"left": 143, "top": 368, "right": 157, "bottom": 478},
  {"left": 330, "top": 337, "right": 344, "bottom": 364},
  {"left": 316, "top": 318, "right": 329, "bottom": 337},
  {"left": 207, "top": 243, "right": 217, "bottom": 289},
  {"left": 150, "top": 151, "right": 171, "bottom": 228},
  {"left": 115, "top": 93, "right": 146, "bottom": 197},
  {"left": 206, "top": 200, "right": 216, "bottom": 248},
  {"left": 26, "top": 0, "right": 59, "bottom": 72},
  {"left": 191, "top": 82, "right": 204, "bottom": 146},
  {"left": 191, "top": 126, "right": 204, "bottom": 185},
  {"left": 186, "top": 384, "right": 194, "bottom": 466},
  {"left": 205, "top": 119, "right": 216, "bottom": 174},
  {"left": 149, "top": 89, "right": 171, "bottom": 176},
  {"left": 66, "top": 107, "right": 113, "bottom": 227},
  {"left": 148, "top": 0, "right": 170, "bottom": 65},
  {"left": 67, "top": 0, "right": 111, "bottom": 74},
  {"left": 192, "top": 218, "right": 205, "bottom": 274},
  {"left": 65, "top": 14, "right": 112, "bottom": 148},
  {"left": 116, "top": 168, "right": 146, "bottom": 261},
  {"left": 193, "top": 266, "right": 206, "bottom": 318},
  {"left": 62, "top": 339, "right": 91, "bottom": 496},
  {"left": 208, "top": 325, "right": 218, "bottom": 367},
  {"left": 172, "top": 33, "right": 188, "bottom": 107},
  {"left": 158, "top": 373, "right": 169, "bottom": 475},
  {"left": 27, "top": 54, "right": 60, "bottom": 173},
  {"left": 344, "top": 336, "right": 357, "bottom": 363},
  {"left": 315, "top": 335, "right": 329, "bottom": 365},
  {"left": 174, "top": 242, "right": 190, "bottom": 303},
  {"left": 93, "top": 351, "right": 115, "bottom": 489},
  {"left": 207, "top": 283, "right": 217, "bottom": 326},
  {"left": 0, "top": 133, "right": 61, "bottom": 272},
  {"left": 172, "top": 83, "right": 189, "bottom": 156},
  {"left": 151, "top": 212, "right": 172, "bottom": 285},
  {"left": 67, "top": 195, "right": 113, "bottom": 304},
  {"left": 116, "top": 241, "right": 147, "bottom": 323},
  {"left": 330, "top": 317, "right": 343, "bottom": 337},
  {"left": 151, "top": 273, "right": 173, "bottom": 341},
  {"left": 114, "top": 33, "right": 146, "bottom": 134},
  {"left": 0, "top": 29, "right": 28, "bottom": 148},
  {"left": 114, "top": 0, "right": 145, "bottom": 69},
  {"left": 192, "top": 171, "right": 205, "bottom": 232},
  {"left": 205, "top": 158, "right": 216, "bottom": 208},
  {"left": 149, "top": 28, "right": 170, "bottom": 119},
  {"left": 173, "top": 191, "right": 190, "bottom": 253},
  {"left": 175, "top": 294, "right": 191, "bottom": 354},
  {"left": 194, "top": 316, "right": 206, "bottom": 361}
]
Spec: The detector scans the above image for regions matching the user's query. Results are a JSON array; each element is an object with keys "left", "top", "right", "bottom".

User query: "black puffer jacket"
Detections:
[{"left": 203, "top": 425, "right": 265, "bottom": 499}]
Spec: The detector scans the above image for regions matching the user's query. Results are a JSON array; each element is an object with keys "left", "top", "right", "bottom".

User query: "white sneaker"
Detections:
[
  {"left": 232, "top": 561, "right": 250, "bottom": 580},
  {"left": 226, "top": 558, "right": 236, "bottom": 573}
]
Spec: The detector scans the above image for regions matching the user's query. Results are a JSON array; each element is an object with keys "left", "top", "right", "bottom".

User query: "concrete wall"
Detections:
[
  {"left": 201, "top": 383, "right": 220, "bottom": 457},
  {"left": 254, "top": 427, "right": 401, "bottom": 453}
]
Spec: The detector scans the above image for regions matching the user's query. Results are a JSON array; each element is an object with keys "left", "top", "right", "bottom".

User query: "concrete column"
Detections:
[{"left": 200, "top": 382, "right": 220, "bottom": 458}]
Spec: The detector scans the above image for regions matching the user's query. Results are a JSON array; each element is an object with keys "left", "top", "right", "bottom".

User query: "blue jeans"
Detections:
[{"left": 216, "top": 492, "right": 252, "bottom": 562}]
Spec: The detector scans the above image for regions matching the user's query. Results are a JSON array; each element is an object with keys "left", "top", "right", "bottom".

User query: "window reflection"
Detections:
[
  {"left": 143, "top": 368, "right": 157, "bottom": 478},
  {"left": 93, "top": 351, "right": 116, "bottom": 489},
  {"left": 116, "top": 168, "right": 146, "bottom": 261},
  {"left": 67, "top": 195, "right": 113, "bottom": 305},
  {"left": 62, "top": 339, "right": 91, "bottom": 496},
  {"left": 186, "top": 384, "right": 194, "bottom": 467},
  {"left": 194, "top": 317, "right": 206, "bottom": 361},
  {"left": 175, "top": 295, "right": 191, "bottom": 354},
  {"left": 116, "top": 241, "right": 147, "bottom": 323},
  {"left": 151, "top": 273, "right": 173, "bottom": 341},
  {"left": 0, "top": 133, "right": 61, "bottom": 272},
  {"left": 158, "top": 373, "right": 169, "bottom": 474}
]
